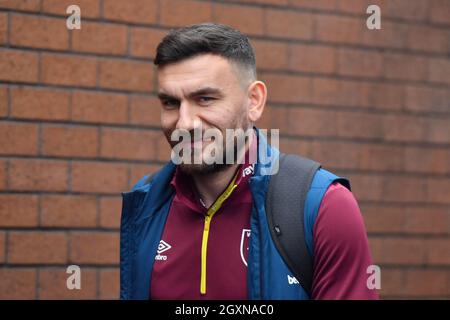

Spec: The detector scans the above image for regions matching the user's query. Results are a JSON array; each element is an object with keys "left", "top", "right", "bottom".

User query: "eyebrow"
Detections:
[{"left": 157, "top": 87, "right": 224, "bottom": 101}]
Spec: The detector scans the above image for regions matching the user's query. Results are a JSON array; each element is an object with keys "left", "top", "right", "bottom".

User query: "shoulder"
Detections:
[{"left": 314, "top": 181, "right": 367, "bottom": 251}]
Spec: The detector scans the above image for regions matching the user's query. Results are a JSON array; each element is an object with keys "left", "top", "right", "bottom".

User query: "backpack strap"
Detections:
[{"left": 265, "top": 153, "right": 321, "bottom": 297}]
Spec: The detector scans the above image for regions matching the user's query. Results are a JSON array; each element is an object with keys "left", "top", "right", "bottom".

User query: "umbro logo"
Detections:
[{"left": 155, "top": 240, "right": 172, "bottom": 261}]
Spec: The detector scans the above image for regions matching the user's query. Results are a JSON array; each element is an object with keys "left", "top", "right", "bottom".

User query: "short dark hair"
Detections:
[{"left": 154, "top": 23, "right": 256, "bottom": 82}]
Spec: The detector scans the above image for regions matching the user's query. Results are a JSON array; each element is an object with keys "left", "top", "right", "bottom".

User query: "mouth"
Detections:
[{"left": 177, "top": 138, "right": 213, "bottom": 150}]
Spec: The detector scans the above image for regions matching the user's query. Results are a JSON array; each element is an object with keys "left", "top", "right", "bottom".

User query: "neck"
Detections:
[
  {"left": 192, "top": 131, "right": 254, "bottom": 208},
  {"left": 192, "top": 164, "right": 240, "bottom": 208}
]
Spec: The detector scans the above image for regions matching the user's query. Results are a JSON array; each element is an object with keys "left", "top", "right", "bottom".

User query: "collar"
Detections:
[{"left": 170, "top": 129, "right": 257, "bottom": 214}]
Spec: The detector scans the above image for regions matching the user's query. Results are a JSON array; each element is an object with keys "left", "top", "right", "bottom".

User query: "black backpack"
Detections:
[{"left": 144, "top": 153, "right": 323, "bottom": 296}]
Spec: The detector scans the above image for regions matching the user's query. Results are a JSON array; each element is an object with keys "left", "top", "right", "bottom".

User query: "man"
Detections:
[{"left": 120, "top": 23, "right": 378, "bottom": 300}]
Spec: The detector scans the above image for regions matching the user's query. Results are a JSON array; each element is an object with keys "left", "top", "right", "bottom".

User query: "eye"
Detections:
[
  {"left": 161, "top": 99, "right": 180, "bottom": 109},
  {"left": 198, "top": 96, "right": 215, "bottom": 104}
]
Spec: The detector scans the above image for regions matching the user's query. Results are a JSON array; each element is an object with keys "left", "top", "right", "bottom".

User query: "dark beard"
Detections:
[
  {"left": 178, "top": 162, "right": 232, "bottom": 175},
  {"left": 177, "top": 132, "right": 250, "bottom": 175}
]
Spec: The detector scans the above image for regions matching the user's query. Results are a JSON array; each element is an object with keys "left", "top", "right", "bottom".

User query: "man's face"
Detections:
[{"left": 157, "top": 54, "right": 252, "bottom": 174}]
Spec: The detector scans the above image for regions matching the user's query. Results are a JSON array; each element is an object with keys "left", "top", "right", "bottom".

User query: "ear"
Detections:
[{"left": 247, "top": 80, "right": 267, "bottom": 123}]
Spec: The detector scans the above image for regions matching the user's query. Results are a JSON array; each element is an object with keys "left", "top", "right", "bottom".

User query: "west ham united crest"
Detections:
[{"left": 240, "top": 229, "right": 251, "bottom": 267}]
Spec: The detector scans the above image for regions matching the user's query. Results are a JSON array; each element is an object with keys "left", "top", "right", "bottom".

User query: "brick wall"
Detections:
[{"left": 0, "top": 0, "right": 449, "bottom": 299}]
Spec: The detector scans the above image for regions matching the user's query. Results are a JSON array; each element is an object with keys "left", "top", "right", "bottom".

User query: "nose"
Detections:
[{"left": 175, "top": 100, "right": 198, "bottom": 132}]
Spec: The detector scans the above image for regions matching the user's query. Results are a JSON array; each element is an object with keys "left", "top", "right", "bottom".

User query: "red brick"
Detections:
[
  {"left": 405, "top": 86, "right": 449, "bottom": 114},
  {"left": 367, "top": 237, "right": 382, "bottom": 264},
  {"left": 361, "top": 20, "right": 408, "bottom": 50},
  {"left": 339, "top": 79, "right": 371, "bottom": 108},
  {"left": 378, "top": 268, "right": 405, "bottom": 298},
  {"left": 0, "top": 232, "right": 4, "bottom": 263},
  {"left": 99, "top": 59, "right": 153, "bottom": 92},
  {"left": 155, "top": 132, "right": 172, "bottom": 162},
  {"left": 367, "top": 83, "right": 404, "bottom": 111},
  {"left": 289, "top": 44, "right": 336, "bottom": 74},
  {"left": 383, "top": 176, "right": 427, "bottom": 203},
  {"left": 129, "top": 95, "right": 161, "bottom": 126},
  {"left": 161, "top": 0, "right": 212, "bottom": 27},
  {"left": 426, "top": 239, "right": 450, "bottom": 266},
  {"left": 0, "top": 0, "right": 40, "bottom": 11},
  {"left": 403, "top": 269, "right": 449, "bottom": 297},
  {"left": 362, "top": 205, "right": 407, "bottom": 234},
  {"left": 261, "top": 73, "right": 312, "bottom": 104},
  {"left": 258, "top": 105, "right": 289, "bottom": 130},
  {"left": 404, "top": 147, "right": 450, "bottom": 174},
  {"left": 337, "top": 112, "right": 383, "bottom": 139},
  {"left": 71, "top": 91, "right": 128, "bottom": 125},
  {"left": 337, "top": 48, "right": 383, "bottom": 78},
  {"left": 427, "top": 178, "right": 450, "bottom": 204},
  {"left": 70, "top": 232, "right": 119, "bottom": 264},
  {"left": 288, "top": 108, "right": 337, "bottom": 137},
  {"left": 9, "top": 159, "right": 68, "bottom": 192},
  {"left": 346, "top": 173, "right": 383, "bottom": 202},
  {"left": 266, "top": 9, "right": 313, "bottom": 40},
  {"left": 291, "top": 0, "right": 336, "bottom": 9},
  {"left": 312, "top": 78, "right": 370, "bottom": 108},
  {"left": 407, "top": 207, "right": 450, "bottom": 235},
  {"left": 39, "top": 267, "right": 97, "bottom": 299},
  {"left": 378, "top": 238, "right": 426, "bottom": 265},
  {"left": 315, "top": 15, "right": 363, "bottom": 44},
  {"left": 99, "top": 196, "right": 121, "bottom": 229},
  {"left": 10, "top": 86, "right": 71, "bottom": 120},
  {"left": 358, "top": 144, "right": 404, "bottom": 171},
  {"left": 252, "top": 40, "right": 289, "bottom": 71},
  {"left": 311, "top": 140, "right": 359, "bottom": 170},
  {"left": 0, "top": 12, "right": 6, "bottom": 45},
  {"left": 72, "top": 21, "right": 127, "bottom": 55},
  {"left": 387, "top": 0, "right": 428, "bottom": 21},
  {"left": 100, "top": 127, "right": 157, "bottom": 161},
  {"left": 9, "top": 231, "right": 68, "bottom": 264},
  {"left": 130, "top": 27, "right": 166, "bottom": 59},
  {"left": 129, "top": 163, "right": 161, "bottom": 189},
  {"left": 427, "top": 118, "right": 450, "bottom": 144},
  {"left": 0, "top": 86, "right": 7, "bottom": 117},
  {"left": 71, "top": 161, "right": 128, "bottom": 193},
  {"left": 383, "top": 115, "right": 427, "bottom": 143},
  {"left": 239, "top": 0, "right": 288, "bottom": 4},
  {"left": 99, "top": 268, "right": 119, "bottom": 299},
  {"left": 406, "top": 25, "right": 449, "bottom": 54},
  {"left": 10, "top": 14, "right": 69, "bottom": 50},
  {"left": 0, "top": 194, "right": 38, "bottom": 227},
  {"left": 0, "top": 50, "right": 39, "bottom": 83},
  {"left": 41, "top": 53, "right": 97, "bottom": 87},
  {"left": 279, "top": 138, "right": 313, "bottom": 158},
  {"left": 0, "top": 160, "right": 6, "bottom": 190},
  {"left": 0, "top": 268, "right": 36, "bottom": 299},
  {"left": 0, "top": 122, "right": 38, "bottom": 155},
  {"left": 42, "top": 0, "right": 101, "bottom": 18},
  {"left": 430, "top": 0, "right": 450, "bottom": 25},
  {"left": 214, "top": 3, "right": 263, "bottom": 36},
  {"left": 41, "top": 125, "right": 99, "bottom": 158},
  {"left": 383, "top": 53, "right": 428, "bottom": 81},
  {"left": 103, "top": 0, "right": 157, "bottom": 24},
  {"left": 428, "top": 58, "right": 450, "bottom": 85},
  {"left": 41, "top": 195, "right": 98, "bottom": 227}
]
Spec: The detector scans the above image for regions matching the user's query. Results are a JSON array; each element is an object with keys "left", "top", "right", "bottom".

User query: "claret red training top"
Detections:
[{"left": 151, "top": 139, "right": 378, "bottom": 300}]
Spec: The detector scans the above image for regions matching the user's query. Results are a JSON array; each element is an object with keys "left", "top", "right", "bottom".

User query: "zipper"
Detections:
[{"left": 199, "top": 171, "right": 239, "bottom": 295}]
